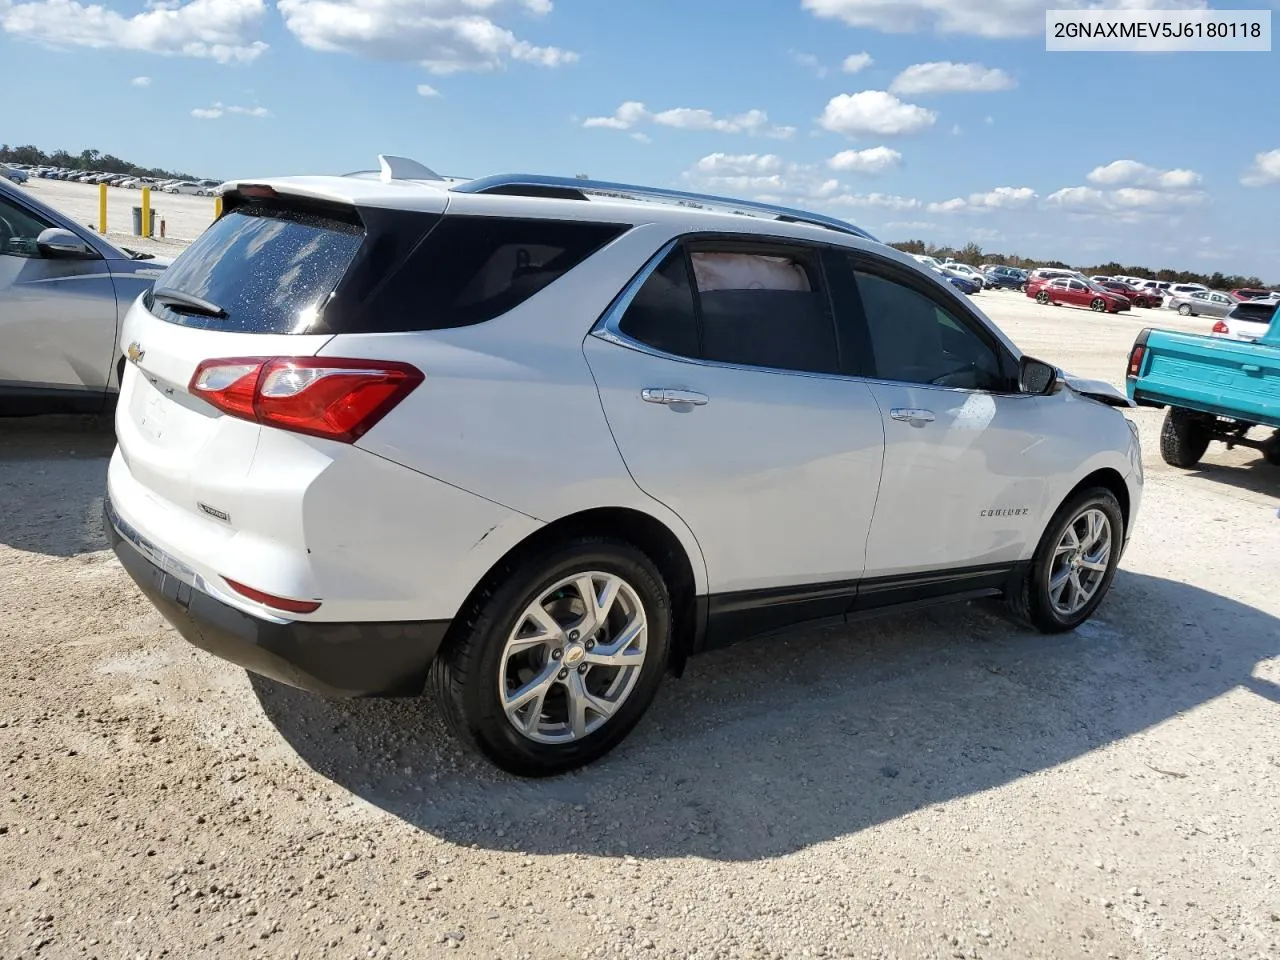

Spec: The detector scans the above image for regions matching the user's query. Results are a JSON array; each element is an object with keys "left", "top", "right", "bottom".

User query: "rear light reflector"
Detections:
[
  {"left": 1211, "top": 320, "right": 1229, "bottom": 335},
  {"left": 1126, "top": 344, "right": 1145, "bottom": 378},
  {"left": 224, "top": 578, "right": 321, "bottom": 615},
  {"left": 189, "top": 357, "right": 423, "bottom": 442}
]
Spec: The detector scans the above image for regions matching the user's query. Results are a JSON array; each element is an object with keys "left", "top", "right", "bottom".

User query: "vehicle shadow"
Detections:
[
  {"left": 253, "top": 571, "right": 1279, "bottom": 862},
  {"left": 0, "top": 415, "right": 114, "bottom": 557},
  {"left": 1187, "top": 457, "right": 1279, "bottom": 499}
]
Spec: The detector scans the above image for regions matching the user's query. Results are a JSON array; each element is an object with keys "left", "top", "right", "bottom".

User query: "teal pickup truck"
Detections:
[{"left": 1125, "top": 307, "right": 1280, "bottom": 468}]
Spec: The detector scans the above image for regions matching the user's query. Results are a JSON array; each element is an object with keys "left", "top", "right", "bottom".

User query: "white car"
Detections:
[
  {"left": 1165, "top": 283, "right": 1208, "bottom": 304},
  {"left": 1211, "top": 297, "right": 1278, "bottom": 340},
  {"left": 104, "top": 155, "right": 1144, "bottom": 775},
  {"left": 944, "top": 262, "right": 986, "bottom": 288}
]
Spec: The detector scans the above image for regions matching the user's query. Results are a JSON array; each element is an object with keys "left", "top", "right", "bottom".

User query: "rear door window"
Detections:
[{"left": 147, "top": 205, "right": 364, "bottom": 333}]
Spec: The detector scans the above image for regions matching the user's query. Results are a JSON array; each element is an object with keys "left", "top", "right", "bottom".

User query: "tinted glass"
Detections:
[
  {"left": 382, "top": 216, "right": 627, "bottom": 331},
  {"left": 852, "top": 267, "right": 1008, "bottom": 391},
  {"left": 148, "top": 206, "right": 363, "bottom": 333},
  {"left": 0, "top": 194, "right": 53, "bottom": 258},
  {"left": 617, "top": 247, "right": 700, "bottom": 358},
  {"left": 689, "top": 247, "right": 839, "bottom": 375},
  {"left": 1229, "top": 301, "right": 1278, "bottom": 323}
]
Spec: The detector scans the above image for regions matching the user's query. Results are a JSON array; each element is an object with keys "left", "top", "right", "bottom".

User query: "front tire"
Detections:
[
  {"left": 1006, "top": 488, "right": 1124, "bottom": 633},
  {"left": 1160, "top": 408, "right": 1211, "bottom": 467},
  {"left": 430, "top": 536, "right": 671, "bottom": 777}
]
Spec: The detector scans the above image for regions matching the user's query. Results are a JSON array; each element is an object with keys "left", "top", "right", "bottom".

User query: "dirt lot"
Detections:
[
  {"left": 1, "top": 288, "right": 1278, "bottom": 960},
  {"left": 19, "top": 178, "right": 217, "bottom": 252}
]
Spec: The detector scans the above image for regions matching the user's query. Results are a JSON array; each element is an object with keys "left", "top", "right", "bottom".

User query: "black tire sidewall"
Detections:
[
  {"left": 1027, "top": 489, "right": 1124, "bottom": 633},
  {"left": 449, "top": 539, "right": 671, "bottom": 776}
]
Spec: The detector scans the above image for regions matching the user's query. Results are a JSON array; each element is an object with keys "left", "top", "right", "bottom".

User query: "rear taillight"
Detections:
[
  {"left": 1211, "top": 320, "right": 1229, "bottom": 335},
  {"left": 1126, "top": 344, "right": 1145, "bottom": 378},
  {"left": 189, "top": 357, "right": 423, "bottom": 443},
  {"left": 224, "top": 578, "right": 321, "bottom": 615}
]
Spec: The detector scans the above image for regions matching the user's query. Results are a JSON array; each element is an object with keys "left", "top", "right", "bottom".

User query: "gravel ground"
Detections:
[{"left": 1, "top": 290, "right": 1278, "bottom": 960}]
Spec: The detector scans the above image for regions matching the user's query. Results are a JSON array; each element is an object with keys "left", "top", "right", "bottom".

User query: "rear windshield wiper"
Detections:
[{"left": 152, "top": 287, "right": 227, "bottom": 318}]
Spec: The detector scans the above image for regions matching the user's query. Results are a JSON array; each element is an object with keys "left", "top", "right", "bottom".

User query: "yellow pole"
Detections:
[
  {"left": 214, "top": 195, "right": 223, "bottom": 219},
  {"left": 98, "top": 183, "right": 107, "bottom": 234},
  {"left": 140, "top": 187, "right": 151, "bottom": 238}
]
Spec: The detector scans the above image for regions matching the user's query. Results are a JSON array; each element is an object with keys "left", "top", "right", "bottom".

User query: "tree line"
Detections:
[
  {"left": 1, "top": 144, "right": 196, "bottom": 182},
  {"left": 889, "top": 239, "right": 1273, "bottom": 291}
]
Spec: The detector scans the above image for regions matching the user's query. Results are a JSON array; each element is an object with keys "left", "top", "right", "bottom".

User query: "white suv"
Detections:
[{"left": 105, "top": 156, "right": 1144, "bottom": 776}]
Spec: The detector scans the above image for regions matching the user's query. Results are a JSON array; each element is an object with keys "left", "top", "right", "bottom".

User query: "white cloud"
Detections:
[
  {"left": 819, "top": 90, "right": 936, "bottom": 137},
  {"left": 583, "top": 101, "right": 648, "bottom": 130},
  {"left": 889, "top": 61, "right": 1014, "bottom": 95},
  {"left": 1086, "top": 159, "right": 1202, "bottom": 189},
  {"left": 416, "top": 83, "right": 441, "bottom": 97},
  {"left": 1241, "top": 148, "right": 1280, "bottom": 187},
  {"left": 885, "top": 220, "right": 937, "bottom": 230},
  {"left": 630, "top": 132, "right": 651, "bottom": 144},
  {"left": 841, "top": 51, "right": 873, "bottom": 73},
  {"left": 275, "top": 0, "right": 577, "bottom": 74},
  {"left": 0, "top": 0, "right": 268, "bottom": 62},
  {"left": 1045, "top": 183, "right": 1204, "bottom": 217},
  {"left": 584, "top": 102, "right": 795, "bottom": 139},
  {"left": 192, "top": 100, "right": 269, "bottom": 119},
  {"left": 696, "top": 153, "right": 788, "bottom": 175},
  {"left": 827, "top": 145, "right": 902, "bottom": 174},
  {"left": 828, "top": 192, "right": 923, "bottom": 210},
  {"left": 928, "top": 185, "right": 1037, "bottom": 213},
  {"left": 791, "top": 50, "right": 827, "bottom": 77},
  {"left": 802, "top": 0, "right": 1210, "bottom": 39},
  {"left": 131, "top": 75, "right": 152, "bottom": 86},
  {"left": 984, "top": 115, "right": 994, "bottom": 125}
]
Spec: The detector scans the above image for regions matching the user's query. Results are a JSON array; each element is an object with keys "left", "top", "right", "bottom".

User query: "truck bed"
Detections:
[{"left": 1126, "top": 326, "right": 1280, "bottom": 430}]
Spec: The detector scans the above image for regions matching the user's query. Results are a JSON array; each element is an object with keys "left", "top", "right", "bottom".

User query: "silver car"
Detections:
[
  {"left": 0, "top": 177, "right": 171, "bottom": 415},
  {"left": 1170, "top": 290, "right": 1235, "bottom": 319}
]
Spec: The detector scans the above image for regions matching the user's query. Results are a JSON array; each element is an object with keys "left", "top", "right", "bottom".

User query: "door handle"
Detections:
[
  {"left": 890, "top": 407, "right": 935, "bottom": 424},
  {"left": 642, "top": 388, "right": 709, "bottom": 406}
]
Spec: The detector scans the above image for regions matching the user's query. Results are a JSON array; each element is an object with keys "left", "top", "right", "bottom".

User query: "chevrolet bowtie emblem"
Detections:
[{"left": 126, "top": 342, "right": 145, "bottom": 364}]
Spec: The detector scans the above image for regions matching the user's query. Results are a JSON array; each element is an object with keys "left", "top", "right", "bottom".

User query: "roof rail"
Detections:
[{"left": 450, "top": 174, "right": 879, "bottom": 242}]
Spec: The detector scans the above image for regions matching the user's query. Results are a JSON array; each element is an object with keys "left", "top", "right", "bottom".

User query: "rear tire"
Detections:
[
  {"left": 430, "top": 536, "right": 671, "bottom": 777},
  {"left": 1091, "top": 298, "right": 1107, "bottom": 312},
  {"left": 1262, "top": 431, "right": 1280, "bottom": 467},
  {"left": 1178, "top": 304, "right": 1193, "bottom": 317},
  {"left": 1036, "top": 291, "right": 1050, "bottom": 304},
  {"left": 1159, "top": 408, "right": 1212, "bottom": 468},
  {"left": 1005, "top": 488, "right": 1124, "bottom": 634}
]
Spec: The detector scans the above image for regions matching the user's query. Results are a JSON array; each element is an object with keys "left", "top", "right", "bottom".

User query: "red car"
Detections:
[
  {"left": 1229, "top": 288, "right": 1273, "bottom": 302},
  {"left": 1099, "top": 281, "right": 1162, "bottom": 308},
  {"left": 1026, "top": 277, "right": 1132, "bottom": 314}
]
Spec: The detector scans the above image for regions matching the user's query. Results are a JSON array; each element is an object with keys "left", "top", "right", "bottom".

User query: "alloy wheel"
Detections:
[
  {"left": 1047, "top": 508, "right": 1112, "bottom": 617},
  {"left": 498, "top": 572, "right": 648, "bottom": 744}
]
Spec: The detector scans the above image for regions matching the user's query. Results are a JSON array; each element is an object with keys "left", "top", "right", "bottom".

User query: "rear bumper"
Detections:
[{"left": 105, "top": 497, "right": 450, "bottom": 698}]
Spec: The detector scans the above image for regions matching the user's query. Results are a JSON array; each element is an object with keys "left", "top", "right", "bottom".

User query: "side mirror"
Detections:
[
  {"left": 36, "top": 227, "right": 96, "bottom": 259},
  {"left": 1019, "top": 356, "right": 1059, "bottom": 395}
]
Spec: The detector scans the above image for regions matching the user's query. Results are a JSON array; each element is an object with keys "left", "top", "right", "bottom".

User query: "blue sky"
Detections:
[{"left": 3, "top": 0, "right": 1278, "bottom": 276}]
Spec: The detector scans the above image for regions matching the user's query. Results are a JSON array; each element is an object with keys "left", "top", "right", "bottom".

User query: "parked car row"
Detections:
[{"left": 8, "top": 165, "right": 224, "bottom": 196}]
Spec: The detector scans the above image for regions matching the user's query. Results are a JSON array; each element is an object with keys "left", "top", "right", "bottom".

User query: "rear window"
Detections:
[
  {"left": 148, "top": 205, "right": 364, "bottom": 333},
  {"left": 1228, "top": 301, "right": 1278, "bottom": 324},
  {"left": 150, "top": 203, "right": 629, "bottom": 334}
]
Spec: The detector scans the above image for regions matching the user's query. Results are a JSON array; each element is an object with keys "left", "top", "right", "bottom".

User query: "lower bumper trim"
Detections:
[{"left": 104, "top": 497, "right": 451, "bottom": 698}]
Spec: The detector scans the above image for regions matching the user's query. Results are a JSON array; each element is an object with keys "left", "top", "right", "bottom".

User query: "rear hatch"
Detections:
[{"left": 113, "top": 184, "right": 446, "bottom": 538}]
